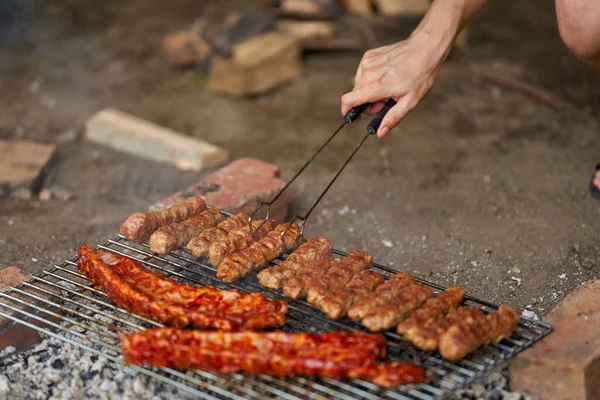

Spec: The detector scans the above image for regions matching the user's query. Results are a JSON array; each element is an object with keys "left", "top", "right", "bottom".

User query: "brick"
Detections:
[
  {"left": 85, "top": 109, "right": 229, "bottom": 172},
  {"left": 0, "top": 266, "right": 32, "bottom": 327},
  {"left": 0, "top": 266, "right": 31, "bottom": 293},
  {"left": 510, "top": 280, "right": 600, "bottom": 400},
  {"left": 0, "top": 140, "right": 56, "bottom": 198},
  {"left": 149, "top": 158, "right": 291, "bottom": 223}
]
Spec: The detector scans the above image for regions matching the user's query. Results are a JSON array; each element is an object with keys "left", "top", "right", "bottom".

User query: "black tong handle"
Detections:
[
  {"left": 343, "top": 104, "right": 369, "bottom": 124},
  {"left": 367, "top": 99, "right": 396, "bottom": 135}
]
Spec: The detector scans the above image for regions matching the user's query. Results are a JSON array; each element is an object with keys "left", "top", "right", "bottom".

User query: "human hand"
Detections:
[{"left": 341, "top": 34, "right": 449, "bottom": 138}]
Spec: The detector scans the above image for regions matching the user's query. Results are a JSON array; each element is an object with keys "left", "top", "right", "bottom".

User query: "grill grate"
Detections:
[{"left": 0, "top": 228, "right": 551, "bottom": 399}]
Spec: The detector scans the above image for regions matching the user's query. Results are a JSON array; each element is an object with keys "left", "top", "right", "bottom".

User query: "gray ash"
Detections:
[{"left": 0, "top": 337, "right": 197, "bottom": 400}]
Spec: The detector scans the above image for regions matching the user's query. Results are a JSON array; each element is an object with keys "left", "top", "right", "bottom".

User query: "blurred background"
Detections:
[{"left": 0, "top": 0, "right": 599, "bottom": 315}]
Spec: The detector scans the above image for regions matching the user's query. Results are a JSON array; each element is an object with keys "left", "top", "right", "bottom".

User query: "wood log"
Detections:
[
  {"left": 374, "top": 0, "right": 430, "bottom": 15},
  {"left": 276, "top": 20, "right": 335, "bottom": 43},
  {"left": 341, "top": 0, "right": 373, "bottom": 15},
  {"left": 208, "top": 32, "right": 302, "bottom": 97}
]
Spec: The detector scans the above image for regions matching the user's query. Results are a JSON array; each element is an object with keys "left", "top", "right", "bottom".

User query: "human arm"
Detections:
[{"left": 341, "top": 0, "right": 487, "bottom": 138}]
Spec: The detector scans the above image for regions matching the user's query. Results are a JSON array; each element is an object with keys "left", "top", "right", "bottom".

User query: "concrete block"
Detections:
[
  {"left": 150, "top": 158, "right": 291, "bottom": 223},
  {"left": 0, "top": 140, "right": 56, "bottom": 198},
  {"left": 85, "top": 109, "right": 229, "bottom": 172},
  {"left": 510, "top": 280, "right": 600, "bottom": 400}
]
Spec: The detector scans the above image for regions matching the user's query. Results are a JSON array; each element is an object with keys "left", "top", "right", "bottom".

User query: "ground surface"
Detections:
[{"left": 0, "top": 0, "right": 599, "bottom": 368}]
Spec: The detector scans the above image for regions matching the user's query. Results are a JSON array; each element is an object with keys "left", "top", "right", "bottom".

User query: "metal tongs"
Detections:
[{"left": 249, "top": 98, "right": 397, "bottom": 250}]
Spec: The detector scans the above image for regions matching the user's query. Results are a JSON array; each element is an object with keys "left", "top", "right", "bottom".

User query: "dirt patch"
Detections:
[{"left": 0, "top": 0, "right": 599, "bottom": 320}]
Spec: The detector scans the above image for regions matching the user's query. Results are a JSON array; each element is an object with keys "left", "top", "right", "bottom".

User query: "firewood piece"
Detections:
[
  {"left": 208, "top": 32, "right": 302, "bottom": 97},
  {"left": 276, "top": 20, "right": 335, "bottom": 44},
  {"left": 341, "top": 0, "right": 373, "bottom": 15},
  {"left": 374, "top": 0, "right": 430, "bottom": 15},
  {"left": 162, "top": 29, "right": 211, "bottom": 67}
]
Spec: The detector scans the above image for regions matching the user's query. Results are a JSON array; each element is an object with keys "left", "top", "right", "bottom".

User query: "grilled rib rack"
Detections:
[{"left": 0, "top": 223, "right": 551, "bottom": 400}]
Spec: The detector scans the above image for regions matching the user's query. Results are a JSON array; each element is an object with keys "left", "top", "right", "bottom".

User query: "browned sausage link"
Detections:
[
  {"left": 396, "top": 286, "right": 464, "bottom": 336},
  {"left": 149, "top": 208, "right": 224, "bottom": 254},
  {"left": 283, "top": 257, "right": 339, "bottom": 299},
  {"left": 403, "top": 305, "right": 480, "bottom": 352},
  {"left": 257, "top": 237, "right": 333, "bottom": 290},
  {"left": 361, "top": 283, "right": 433, "bottom": 332},
  {"left": 320, "top": 270, "right": 384, "bottom": 320},
  {"left": 120, "top": 197, "right": 206, "bottom": 243},
  {"left": 438, "top": 306, "right": 489, "bottom": 361},
  {"left": 306, "top": 250, "right": 372, "bottom": 308},
  {"left": 186, "top": 212, "right": 249, "bottom": 258},
  {"left": 216, "top": 223, "right": 301, "bottom": 283},
  {"left": 208, "top": 219, "right": 276, "bottom": 266},
  {"left": 348, "top": 272, "right": 414, "bottom": 322}
]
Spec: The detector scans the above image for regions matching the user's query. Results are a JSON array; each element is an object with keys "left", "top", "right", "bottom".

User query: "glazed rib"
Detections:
[
  {"left": 216, "top": 223, "right": 301, "bottom": 283},
  {"left": 77, "top": 245, "right": 287, "bottom": 330},
  {"left": 361, "top": 283, "right": 433, "bottom": 332},
  {"left": 306, "top": 250, "right": 373, "bottom": 307},
  {"left": 320, "top": 270, "right": 385, "bottom": 320},
  {"left": 257, "top": 237, "right": 333, "bottom": 290},
  {"left": 149, "top": 208, "right": 224, "bottom": 254},
  {"left": 186, "top": 212, "right": 249, "bottom": 258},
  {"left": 348, "top": 272, "right": 414, "bottom": 322},
  {"left": 121, "top": 329, "right": 425, "bottom": 387},
  {"left": 120, "top": 196, "right": 206, "bottom": 243},
  {"left": 208, "top": 219, "right": 276, "bottom": 266},
  {"left": 282, "top": 256, "right": 339, "bottom": 299},
  {"left": 397, "top": 286, "right": 464, "bottom": 336}
]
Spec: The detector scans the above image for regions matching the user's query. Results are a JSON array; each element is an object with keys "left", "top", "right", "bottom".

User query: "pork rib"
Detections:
[
  {"left": 77, "top": 244, "right": 287, "bottom": 330},
  {"left": 120, "top": 196, "right": 206, "bottom": 243},
  {"left": 149, "top": 208, "right": 224, "bottom": 254},
  {"left": 121, "top": 328, "right": 425, "bottom": 387},
  {"left": 186, "top": 212, "right": 249, "bottom": 258},
  {"left": 257, "top": 237, "right": 333, "bottom": 290}
]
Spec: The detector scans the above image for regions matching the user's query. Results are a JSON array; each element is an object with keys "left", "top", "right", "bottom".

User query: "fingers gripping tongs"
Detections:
[{"left": 249, "top": 99, "right": 398, "bottom": 250}]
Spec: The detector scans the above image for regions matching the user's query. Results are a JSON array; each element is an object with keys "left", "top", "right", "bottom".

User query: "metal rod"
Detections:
[
  {"left": 272, "top": 121, "right": 346, "bottom": 205},
  {"left": 248, "top": 122, "right": 347, "bottom": 235},
  {"left": 305, "top": 131, "right": 370, "bottom": 221}
]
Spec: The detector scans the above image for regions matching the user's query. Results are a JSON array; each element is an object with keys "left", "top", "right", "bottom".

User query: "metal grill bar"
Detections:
[{"left": 0, "top": 230, "right": 551, "bottom": 400}]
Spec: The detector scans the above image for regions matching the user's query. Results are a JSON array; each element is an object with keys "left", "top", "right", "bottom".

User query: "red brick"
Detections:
[
  {"left": 510, "top": 280, "right": 600, "bottom": 400},
  {"left": 0, "top": 266, "right": 33, "bottom": 327},
  {"left": 0, "top": 266, "right": 31, "bottom": 293},
  {"left": 149, "top": 158, "right": 291, "bottom": 223}
]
